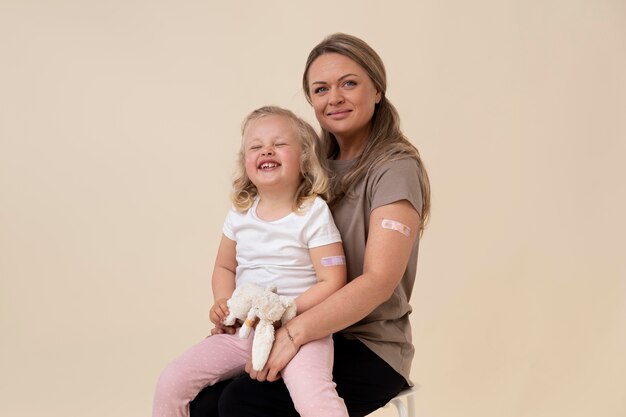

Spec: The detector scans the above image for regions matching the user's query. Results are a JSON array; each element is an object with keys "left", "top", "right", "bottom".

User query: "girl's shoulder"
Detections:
[{"left": 299, "top": 195, "right": 330, "bottom": 215}]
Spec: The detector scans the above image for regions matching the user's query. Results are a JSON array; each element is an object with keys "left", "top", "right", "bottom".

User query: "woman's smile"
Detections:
[
  {"left": 307, "top": 53, "right": 381, "bottom": 149},
  {"left": 327, "top": 109, "right": 352, "bottom": 119}
]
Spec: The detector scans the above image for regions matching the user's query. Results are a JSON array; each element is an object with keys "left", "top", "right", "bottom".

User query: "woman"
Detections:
[{"left": 191, "top": 32, "right": 430, "bottom": 417}]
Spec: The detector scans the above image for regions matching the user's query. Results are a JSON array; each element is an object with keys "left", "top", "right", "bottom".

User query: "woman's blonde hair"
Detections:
[
  {"left": 231, "top": 106, "right": 332, "bottom": 213},
  {"left": 302, "top": 33, "right": 431, "bottom": 233}
]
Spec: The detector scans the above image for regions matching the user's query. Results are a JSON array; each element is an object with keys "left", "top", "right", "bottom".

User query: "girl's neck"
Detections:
[{"left": 255, "top": 190, "right": 297, "bottom": 221}]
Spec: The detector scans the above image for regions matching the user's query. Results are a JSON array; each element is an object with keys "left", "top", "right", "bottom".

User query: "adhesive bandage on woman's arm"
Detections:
[
  {"left": 381, "top": 219, "right": 411, "bottom": 237},
  {"left": 320, "top": 255, "right": 346, "bottom": 267}
]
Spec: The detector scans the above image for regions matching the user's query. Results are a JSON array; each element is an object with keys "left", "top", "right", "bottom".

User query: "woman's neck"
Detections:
[
  {"left": 334, "top": 130, "right": 369, "bottom": 161},
  {"left": 336, "top": 146, "right": 363, "bottom": 161}
]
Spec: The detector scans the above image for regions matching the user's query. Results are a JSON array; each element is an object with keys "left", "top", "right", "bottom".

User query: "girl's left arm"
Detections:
[{"left": 293, "top": 242, "right": 347, "bottom": 314}]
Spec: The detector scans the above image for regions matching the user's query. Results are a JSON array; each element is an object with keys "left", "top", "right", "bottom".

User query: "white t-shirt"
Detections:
[{"left": 223, "top": 196, "right": 342, "bottom": 298}]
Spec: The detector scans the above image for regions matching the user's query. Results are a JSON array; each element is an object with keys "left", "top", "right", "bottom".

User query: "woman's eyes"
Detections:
[{"left": 313, "top": 81, "right": 356, "bottom": 94}]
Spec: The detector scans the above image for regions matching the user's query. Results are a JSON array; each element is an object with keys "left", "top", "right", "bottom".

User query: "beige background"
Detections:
[{"left": 1, "top": 1, "right": 625, "bottom": 416}]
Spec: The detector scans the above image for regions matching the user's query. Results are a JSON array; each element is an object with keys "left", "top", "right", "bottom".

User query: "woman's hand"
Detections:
[{"left": 246, "top": 326, "right": 299, "bottom": 382}]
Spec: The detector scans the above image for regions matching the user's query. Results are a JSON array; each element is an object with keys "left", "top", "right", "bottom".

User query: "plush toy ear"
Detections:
[{"left": 251, "top": 320, "right": 275, "bottom": 371}]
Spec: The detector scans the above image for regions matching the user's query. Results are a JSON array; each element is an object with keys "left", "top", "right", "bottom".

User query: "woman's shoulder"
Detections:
[
  {"left": 365, "top": 156, "right": 423, "bottom": 209},
  {"left": 367, "top": 155, "right": 420, "bottom": 179}
]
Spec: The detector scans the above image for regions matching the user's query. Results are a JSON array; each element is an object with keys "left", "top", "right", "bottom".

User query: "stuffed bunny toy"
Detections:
[{"left": 223, "top": 283, "right": 297, "bottom": 371}]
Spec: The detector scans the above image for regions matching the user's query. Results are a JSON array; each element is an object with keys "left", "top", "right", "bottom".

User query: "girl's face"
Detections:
[
  {"left": 243, "top": 115, "right": 303, "bottom": 194},
  {"left": 307, "top": 53, "right": 381, "bottom": 147}
]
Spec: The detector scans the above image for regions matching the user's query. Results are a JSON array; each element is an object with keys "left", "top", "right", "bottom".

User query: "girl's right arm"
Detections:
[{"left": 209, "top": 234, "right": 237, "bottom": 330}]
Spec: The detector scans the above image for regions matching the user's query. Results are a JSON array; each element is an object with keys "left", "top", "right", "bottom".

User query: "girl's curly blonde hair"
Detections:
[{"left": 231, "top": 106, "right": 332, "bottom": 213}]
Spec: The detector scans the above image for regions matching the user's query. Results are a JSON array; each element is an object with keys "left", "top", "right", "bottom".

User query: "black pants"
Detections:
[{"left": 190, "top": 334, "right": 407, "bottom": 417}]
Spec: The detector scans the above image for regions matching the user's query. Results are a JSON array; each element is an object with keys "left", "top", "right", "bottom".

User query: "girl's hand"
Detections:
[
  {"left": 210, "top": 323, "right": 237, "bottom": 336},
  {"left": 209, "top": 298, "right": 229, "bottom": 326},
  {"left": 245, "top": 326, "right": 299, "bottom": 382}
]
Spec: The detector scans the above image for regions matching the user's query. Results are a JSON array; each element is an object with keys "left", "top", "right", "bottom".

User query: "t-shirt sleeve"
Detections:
[
  {"left": 368, "top": 158, "right": 424, "bottom": 215},
  {"left": 306, "top": 198, "right": 343, "bottom": 248}
]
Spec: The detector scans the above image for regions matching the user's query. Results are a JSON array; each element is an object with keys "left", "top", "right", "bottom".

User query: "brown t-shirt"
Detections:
[{"left": 328, "top": 157, "right": 423, "bottom": 384}]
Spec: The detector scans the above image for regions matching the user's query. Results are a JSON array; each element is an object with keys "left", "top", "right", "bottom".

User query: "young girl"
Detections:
[{"left": 152, "top": 106, "right": 349, "bottom": 417}]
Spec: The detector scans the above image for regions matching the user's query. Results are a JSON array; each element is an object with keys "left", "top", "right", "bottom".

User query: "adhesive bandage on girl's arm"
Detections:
[
  {"left": 381, "top": 219, "right": 411, "bottom": 237},
  {"left": 320, "top": 255, "right": 346, "bottom": 267}
]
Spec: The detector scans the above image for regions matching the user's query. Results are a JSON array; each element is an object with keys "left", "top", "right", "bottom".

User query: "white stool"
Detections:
[{"left": 383, "top": 386, "right": 417, "bottom": 417}]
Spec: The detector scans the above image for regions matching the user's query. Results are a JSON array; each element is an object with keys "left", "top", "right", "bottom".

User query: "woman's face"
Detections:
[{"left": 307, "top": 53, "right": 381, "bottom": 147}]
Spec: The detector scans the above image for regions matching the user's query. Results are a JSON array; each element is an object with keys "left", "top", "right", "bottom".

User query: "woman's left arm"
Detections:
[{"left": 249, "top": 199, "right": 420, "bottom": 382}]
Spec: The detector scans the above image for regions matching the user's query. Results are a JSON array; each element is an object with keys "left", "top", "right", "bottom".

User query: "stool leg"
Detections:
[
  {"left": 390, "top": 397, "right": 408, "bottom": 417},
  {"left": 407, "top": 392, "right": 416, "bottom": 417}
]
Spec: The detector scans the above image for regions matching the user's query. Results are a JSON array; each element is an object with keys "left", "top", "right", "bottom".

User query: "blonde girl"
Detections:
[{"left": 153, "top": 106, "right": 349, "bottom": 417}]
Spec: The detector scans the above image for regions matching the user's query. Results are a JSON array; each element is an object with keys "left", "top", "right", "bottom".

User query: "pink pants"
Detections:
[{"left": 152, "top": 332, "right": 348, "bottom": 417}]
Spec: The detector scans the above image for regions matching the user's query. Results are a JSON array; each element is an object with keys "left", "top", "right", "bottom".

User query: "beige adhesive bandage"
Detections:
[
  {"left": 244, "top": 318, "right": 258, "bottom": 329},
  {"left": 321, "top": 255, "right": 346, "bottom": 267},
  {"left": 381, "top": 219, "right": 411, "bottom": 237}
]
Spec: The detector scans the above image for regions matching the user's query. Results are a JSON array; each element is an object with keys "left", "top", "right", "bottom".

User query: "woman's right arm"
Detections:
[{"left": 208, "top": 234, "right": 237, "bottom": 332}]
